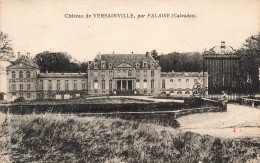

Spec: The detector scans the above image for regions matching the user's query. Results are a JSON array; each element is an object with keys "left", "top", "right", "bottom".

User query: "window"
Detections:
[
  {"left": 151, "top": 70, "right": 154, "bottom": 77},
  {"left": 12, "top": 84, "right": 16, "bottom": 91},
  {"left": 178, "top": 79, "right": 181, "bottom": 82},
  {"left": 177, "top": 91, "right": 182, "bottom": 94},
  {"left": 19, "top": 93, "right": 23, "bottom": 98},
  {"left": 109, "top": 63, "right": 112, "bottom": 68},
  {"left": 185, "top": 91, "right": 190, "bottom": 94},
  {"left": 73, "top": 80, "right": 77, "bottom": 90},
  {"left": 162, "top": 79, "right": 165, "bottom": 89},
  {"left": 20, "top": 83, "right": 23, "bottom": 90},
  {"left": 109, "top": 80, "right": 112, "bottom": 90},
  {"left": 109, "top": 71, "right": 113, "bottom": 77},
  {"left": 27, "top": 93, "right": 31, "bottom": 98},
  {"left": 136, "top": 63, "right": 140, "bottom": 68},
  {"left": 144, "top": 70, "right": 147, "bottom": 77},
  {"left": 151, "top": 79, "right": 154, "bottom": 89},
  {"left": 19, "top": 71, "right": 23, "bottom": 78},
  {"left": 102, "top": 71, "right": 105, "bottom": 77},
  {"left": 12, "top": 71, "right": 16, "bottom": 78},
  {"left": 27, "top": 83, "right": 30, "bottom": 90},
  {"left": 102, "top": 80, "right": 105, "bottom": 90},
  {"left": 170, "top": 79, "right": 173, "bottom": 82},
  {"left": 143, "top": 79, "right": 147, "bottom": 89},
  {"left": 136, "top": 79, "right": 140, "bottom": 89},
  {"left": 143, "top": 62, "right": 147, "bottom": 68},
  {"left": 39, "top": 80, "right": 43, "bottom": 90},
  {"left": 82, "top": 80, "right": 86, "bottom": 89},
  {"left": 101, "top": 63, "right": 105, "bottom": 68},
  {"left": 26, "top": 71, "right": 30, "bottom": 78},
  {"left": 48, "top": 80, "right": 52, "bottom": 90},
  {"left": 136, "top": 70, "right": 140, "bottom": 77},
  {"left": 128, "top": 70, "right": 132, "bottom": 77},
  {"left": 123, "top": 70, "right": 126, "bottom": 73},
  {"left": 65, "top": 80, "right": 69, "bottom": 90},
  {"left": 186, "top": 79, "right": 189, "bottom": 82},
  {"left": 57, "top": 80, "right": 60, "bottom": 90},
  {"left": 94, "top": 80, "right": 98, "bottom": 89}
]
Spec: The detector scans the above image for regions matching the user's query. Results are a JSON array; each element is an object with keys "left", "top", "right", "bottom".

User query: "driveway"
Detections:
[{"left": 177, "top": 104, "right": 260, "bottom": 139}]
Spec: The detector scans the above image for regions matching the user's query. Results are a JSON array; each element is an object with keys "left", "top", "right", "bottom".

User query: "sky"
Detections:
[{"left": 1, "top": 0, "right": 259, "bottom": 61}]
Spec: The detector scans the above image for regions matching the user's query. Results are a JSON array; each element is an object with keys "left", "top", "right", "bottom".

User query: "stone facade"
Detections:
[
  {"left": 87, "top": 53, "right": 161, "bottom": 95},
  {"left": 160, "top": 72, "right": 208, "bottom": 97},
  {"left": 6, "top": 53, "right": 208, "bottom": 100}
]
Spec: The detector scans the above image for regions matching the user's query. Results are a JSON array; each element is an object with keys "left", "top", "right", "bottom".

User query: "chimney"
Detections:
[
  {"left": 221, "top": 41, "right": 225, "bottom": 49},
  {"left": 145, "top": 52, "right": 149, "bottom": 58},
  {"left": 113, "top": 52, "right": 114, "bottom": 54},
  {"left": 18, "top": 52, "right": 21, "bottom": 57},
  {"left": 132, "top": 51, "right": 133, "bottom": 54}
]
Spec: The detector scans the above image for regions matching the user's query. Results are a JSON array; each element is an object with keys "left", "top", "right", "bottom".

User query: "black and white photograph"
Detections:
[{"left": 0, "top": 0, "right": 259, "bottom": 162}]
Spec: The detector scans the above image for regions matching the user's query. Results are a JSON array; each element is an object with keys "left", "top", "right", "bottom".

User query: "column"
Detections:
[
  {"left": 126, "top": 80, "right": 128, "bottom": 90},
  {"left": 132, "top": 80, "right": 133, "bottom": 90},
  {"left": 121, "top": 80, "right": 122, "bottom": 90}
]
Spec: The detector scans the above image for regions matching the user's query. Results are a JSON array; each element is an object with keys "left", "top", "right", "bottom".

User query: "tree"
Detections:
[
  {"left": 0, "top": 31, "right": 14, "bottom": 62},
  {"left": 239, "top": 33, "right": 260, "bottom": 93},
  {"left": 34, "top": 51, "right": 73, "bottom": 72},
  {"left": 150, "top": 50, "right": 159, "bottom": 60}
]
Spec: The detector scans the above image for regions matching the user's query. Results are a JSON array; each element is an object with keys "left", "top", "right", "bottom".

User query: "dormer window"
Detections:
[
  {"left": 12, "top": 71, "right": 16, "bottom": 78},
  {"left": 101, "top": 63, "right": 105, "bottom": 68},
  {"left": 94, "top": 62, "right": 99, "bottom": 69},
  {"left": 19, "top": 71, "right": 23, "bottom": 78},
  {"left": 26, "top": 71, "right": 30, "bottom": 78},
  {"left": 150, "top": 63, "right": 154, "bottom": 68},
  {"left": 136, "top": 63, "right": 140, "bottom": 68},
  {"left": 109, "top": 63, "right": 113, "bottom": 69}
]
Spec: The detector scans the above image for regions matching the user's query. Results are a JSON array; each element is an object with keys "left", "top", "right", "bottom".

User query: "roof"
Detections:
[
  {"left": 38, "top": 72, "right": 87, "bottom": 78},
  {"left": 161, "top": 72, "right": 208, "bottom": 77},
  {"left": 89, "top": 53, "right": 160, "bottom": 69},
  {"left": 7, "top": 55, "right": 39, "bottom": 69}
]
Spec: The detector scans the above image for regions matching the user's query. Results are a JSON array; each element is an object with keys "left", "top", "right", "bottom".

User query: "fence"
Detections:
[{"left": 204, "top": 93, "right": 244, "bottom": 101}]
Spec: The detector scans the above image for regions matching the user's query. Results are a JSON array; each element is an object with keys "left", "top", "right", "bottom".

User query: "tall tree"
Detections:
[
  {"left": 239, "top": 33, "right": 260, "bottom": 93},
  {"left": 34, "top": 51, "right": 73, "bottom": 72},
  {"left": 0, "top": 31, "right": 14, "bottom": 62}
]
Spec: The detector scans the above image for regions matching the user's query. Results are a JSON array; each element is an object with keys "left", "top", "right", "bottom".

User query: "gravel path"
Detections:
[{"left": 177, "top": 104, "right": 260, "bottom": 139}]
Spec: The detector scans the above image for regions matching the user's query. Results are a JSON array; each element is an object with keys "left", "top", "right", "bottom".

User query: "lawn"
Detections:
[{"left": 0, "top": 112, "right": 259, "bottom": 163}]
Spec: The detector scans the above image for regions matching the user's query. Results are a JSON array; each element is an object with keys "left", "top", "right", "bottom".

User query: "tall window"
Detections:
[
  {"left": 26, "top": 71, "right": 30, "bottom": 78},
  {"left": 27, "top": 83, "right": 30, "bottom": 90},
  {"left": 109, "top": 80, "right": 112, "bottom": 90},
  {"left": 151, "top": 79, "right": 154, "bottom": 89},
  {"left": 73, "top": 80, "right": 77, "bottom": 90},
  {"left": 101, "top": 63, "right": 105, "bottom": 68},
  {"left": 151, "top": 70, "right": 154, "bottom": 77},
  {"left": 19, "top": 93, "right": 23, "bottom": 98},
  {"left": 40, "top": 80, "right": 43, "bottom": 90},
  {"left": 162, "top": 79, "right": 165, "bottom": 89},
  {"left": 102, "top": 80, "right": 105, "bottom": 90},
  {"left": 57, "top": 80, "right": 60, "bottom": 90},
  {"left": 12, "top": 83, "right": 16, "bottom": 91},
  {"left": 12, "top": 71, "right": 16, "bottom": 78},
  {"left": 94, "top": 80, "right": 98, "bottom": 89},
  {"left": 48, "top": 80, "right": 52, "bottom": 90},
  {"left": 109, "top": 71, "right": 113, "bottom": 77},
  {"left": 136, "top": 79, "right": 140, "bottom": 89},
  {"left": 102, "top": 71, "right": 105, "bottom": 77},
  {"left": 128, "top": 70, "right": 132, "bottom": 77},
  {"left": 27, "top": 93, "right": 31, "bottom": 98},
  {"left": 143, "top": 79, "right": 147, "bottom": 89},
  {"left": 82, "top": 80, "right": 86, "bottom": 89},
  {"left": 65, "top": 80, "right": 69, "bottom": 90},
  {"left": 20, "top": 83, "right": 23, "bottom": 90},
  {"left": 144, "top": 70, "right": 147, "bottom": 77},
  {"left": 19, "top": 71, "right": 23, "bottom": 78}
]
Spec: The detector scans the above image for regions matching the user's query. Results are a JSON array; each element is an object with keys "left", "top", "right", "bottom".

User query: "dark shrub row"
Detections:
[{"left": 0, "top": 102, "right": 185, "bottom": 114}]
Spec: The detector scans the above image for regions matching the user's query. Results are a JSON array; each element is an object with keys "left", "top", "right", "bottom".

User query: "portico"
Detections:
[{"left": 116, "top": 80, "right": 134, "bottom": 91}]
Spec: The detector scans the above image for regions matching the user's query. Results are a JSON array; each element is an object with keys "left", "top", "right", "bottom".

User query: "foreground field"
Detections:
[{"left": 0, "top": 113, "right": 259, "bottom": 163}]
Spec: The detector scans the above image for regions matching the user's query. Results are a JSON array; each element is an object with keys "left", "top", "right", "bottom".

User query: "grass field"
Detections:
[{"left": 0, "top": 112, "right": 259, "bottom": 163}]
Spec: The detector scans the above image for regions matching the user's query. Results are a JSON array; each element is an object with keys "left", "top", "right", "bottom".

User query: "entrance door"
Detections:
[
  {"left": 122, "top": 81, "right": 127, "bottom": 90},
  {"left": 128, "top": 81, "right": 132, "bottom": 90},
  {"left": 117, "top": 81, "right": 121, "bottom": 90}
]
